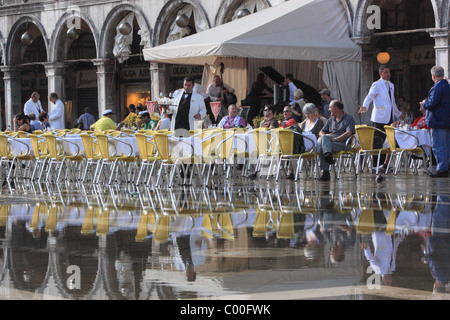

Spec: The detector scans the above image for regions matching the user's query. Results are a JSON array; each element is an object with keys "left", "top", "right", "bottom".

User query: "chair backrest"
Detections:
[
  {"left": 17, "top": 131, "right": 28, "bottom": 138},
  {"left": 201, "top": 129, "right": 222, "bottom": 156},
  {"left": 135, "top": 133, "right": 149, "bottom": 159},
  {"left": 384, "top": 126, "right": 397, "bottom": 151},
  {"left": 251, "top": 128, "right": 271, "bottom": 156},
  {"left": 94, "top": 132, "right": 112, "bottom": 159},
  {"left": 216, "top": 130, "right": 235, "bottom": 159},
  {"left": 80, "top": 133, "right": 98, "bottom": 159},
  {"left": 105, "top": 130, "right": 121, "bottom": 137},
  {"left": 29, "top": 133, "right": 46, "bottom": 158},
  {"left": 355, "top": 125, "right": 375, "bottom": 150},
  {"left": 43, "top": 132, "right": 59, "bottom": 158},
  {"left": 274, "top": 128, "right": 294, "bottom": 155},
  {"left": 152, "top": 133, "right": 170, "bottom": 160},
  {"left": 0, "top": 134, "right": 10, "bottom": 157}
]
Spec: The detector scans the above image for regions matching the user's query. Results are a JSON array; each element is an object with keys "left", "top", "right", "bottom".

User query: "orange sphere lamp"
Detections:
[{"left": 377, "top": 52, "right": 390, "bottom": 65}]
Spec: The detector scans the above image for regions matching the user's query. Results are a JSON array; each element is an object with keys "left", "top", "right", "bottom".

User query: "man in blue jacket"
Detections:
[{"left": 421, "top": 66, "right": 450, "bottom": 178}]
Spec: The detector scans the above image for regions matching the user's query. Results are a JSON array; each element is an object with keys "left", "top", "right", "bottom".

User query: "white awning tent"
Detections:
[{"left": 143, "top": 0, "right": 363, "bottom": 119}]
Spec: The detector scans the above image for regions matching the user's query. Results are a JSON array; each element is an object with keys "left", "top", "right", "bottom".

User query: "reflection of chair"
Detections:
[
  {"left": 96, "top": 208, "right": 110, "bottom": 236},
  {"left": 276, "top": 212, "right": 294, "bottom": 239},
  {"left": 384, "top": 126, "right": 427, "bottom": 175},
  {"left": 135, "top": 212, "right": 148, "bottom": 242},
  {"left": 385, "top": 210, "right": 398, "bottom": 235},
  {"left": 217, "top": 214, "right": 234, "bottom": 239},
  {"left": 331, "top": 135, "right": 359, "bottom": 180},
  {"left": 356, "top": 209, "right": 375, "bottom": 234},
  {"left": 45, "top": 203, "right": 59, "bottom": 232},
  {"left": 355, "top": 125, "right": 390, "bottom": 174},
  {"left": 253, "top": 209, "right": 269, "bottom": 238},
  {"left": 80, "top": 207, "right": 95, "bottom": 235},
  {"left": 154, "top": 215, "right": 170, "bottom": 243},
  {"left": 0, "top": 204, "right": 10, "bottom": 227}
]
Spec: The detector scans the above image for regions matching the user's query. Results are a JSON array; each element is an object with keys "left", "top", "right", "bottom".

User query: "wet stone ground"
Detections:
[{"left": 0, "top": 170, "right": 449, "bottom": 301}]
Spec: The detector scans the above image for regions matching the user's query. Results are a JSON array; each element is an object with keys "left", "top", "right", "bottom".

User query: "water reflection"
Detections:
[{"left": 0, "top": 179, "right": 446, "bottom": 299}]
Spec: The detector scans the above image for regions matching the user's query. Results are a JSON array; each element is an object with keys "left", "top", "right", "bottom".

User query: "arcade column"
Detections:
[{"left": 0, "top": 66, "right": 21, "bottom": 130}]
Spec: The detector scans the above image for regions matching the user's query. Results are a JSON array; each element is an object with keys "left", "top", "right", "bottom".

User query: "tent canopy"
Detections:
[{"left": 143, "top": 0, "right": 361, "bottom": 65}]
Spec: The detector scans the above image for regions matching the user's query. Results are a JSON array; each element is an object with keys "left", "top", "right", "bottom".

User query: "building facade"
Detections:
[{"left": 0, "top": 0, "right": 448, "bottom": 129}]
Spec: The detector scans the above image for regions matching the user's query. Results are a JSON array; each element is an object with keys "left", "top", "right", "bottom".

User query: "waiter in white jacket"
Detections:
[
  {"left": 48, "top": 92, "right": 65, "bottom": 130},
  {"left": 359, "top": 65, "right": 402, "bottom": 173},
  {"left": 164, "top": 76, "right": 206, "bottom": 132},
  {"left": 24, "top": 91, "right": 44, "bottom": 116}
]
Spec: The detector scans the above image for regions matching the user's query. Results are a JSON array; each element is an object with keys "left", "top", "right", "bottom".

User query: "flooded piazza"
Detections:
[{"left": 0, "top": 171, "right": 448, "bottom": 302}]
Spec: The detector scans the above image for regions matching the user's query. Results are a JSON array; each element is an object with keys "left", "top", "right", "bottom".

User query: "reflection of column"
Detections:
[
  {"left": 93, "top": 59, "right": 116, "bottom": 119},
  {"left": 0, "top": 66, "right": 21, "bottom": 130},
  {"left": 428, "top": 28, "right": 449, "bottom": 78},
  {"left": 150, "top": 62, "right": 168, "bottom": 101}
]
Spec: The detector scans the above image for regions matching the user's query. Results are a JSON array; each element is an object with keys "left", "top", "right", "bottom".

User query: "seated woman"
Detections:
[
  {"left": 13, "top": 112, "right": 32, "bottom": 133},
  {"left": 299, "top": 103, "right": 324, "bottom": 138},
  {"left": 155, "top": 109, "right": 172, "bottom": 131},
  {"left": 217, "top": 104, "right": 246, "bottom": 129}
]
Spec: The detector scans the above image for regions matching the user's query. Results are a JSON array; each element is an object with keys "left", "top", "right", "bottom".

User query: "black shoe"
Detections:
[
  {"left": 324, "top": 152, "right": 335, "bottom": 165},
  {"left": 319, "top": 171, "right": 330, "bottom": 181},
  {"left": 429, "top": 170, "right": 449, "bottom": 178}
]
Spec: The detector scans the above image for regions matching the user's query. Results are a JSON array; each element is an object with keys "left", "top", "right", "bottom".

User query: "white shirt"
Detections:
[
  {"left": 288, "top": 82, "right": 298, "bottom": 105},
  {"left": 159, "top": 117, "right": 171, "bottom": 130},
  {"left": 207, "top": 82, "right": 235, "bottom": 102},
  {"left": 193, "top": 83, "right": 208, "bottom": 100},
  {"left": 49, "top": 99, "right": 65, "bottom": 130},
  {"left": 24, "top": 98, "right": 43, "bottom": 116}
]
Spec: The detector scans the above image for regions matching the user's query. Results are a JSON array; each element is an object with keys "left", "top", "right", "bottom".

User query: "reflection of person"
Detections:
[
  {"left": 218, "top": 104, "right": 246, "bottom": 129},
  {"left": 48, "top": 92, "right": 65, "bottom": 130},
  {"left": 426, "top": 194, "right": 450, "bottom": 294},
  {"left": 421, "top": 65, "right": 450, "bottom": 178},
  {"left": 243, "top": 73, "right": 273, "bottom": 126},
  {"left": 24, "top": 91, "right": 44, "bottom": 116},
  {"left": 175, "top": 235, "right": 197, "bottom": 282},
  {"left": 77, "top": 107, "right": 96, "bottom": 130},
  {"left": 318, "top": 100, "right": 355, "bottom": 181},
  {"left": 359, "top": 65, "right": 402, "bottom": 173},
  {"left": 90, "top": 109, "right": 124, "bottom": 131},
  {"left": 164, "top": 76, "right": 207, "bottom": 131}
]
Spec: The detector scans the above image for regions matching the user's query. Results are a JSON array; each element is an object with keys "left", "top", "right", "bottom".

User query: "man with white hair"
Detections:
[{"left": 421, "top": 65, "right": 450, "bottom": 178}]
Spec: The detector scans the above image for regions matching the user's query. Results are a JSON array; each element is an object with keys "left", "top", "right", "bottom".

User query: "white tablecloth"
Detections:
[
  {"left": 8, "top": 138, "right": 33, "bottom": 156},
  {"left": 395, "top": 129, "right": 431, "bottom": 149}
]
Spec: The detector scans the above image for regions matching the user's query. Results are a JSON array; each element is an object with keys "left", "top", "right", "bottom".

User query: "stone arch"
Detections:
[
  {"left": 99, "top": 3, "right": 152, "bottom": 60},
  {"left": 353, "top": 0, "right": 442, "bottom": 38},
  {"left": 48, "top": 9, "right": 99, "bottom": 62},
  {"left": 5, "top": 15, "right": 49, "bottom": 65},
  {"left": 214, "top": 0, "right": 271, "bottom": 26},
  {"left": 153, "top": 0, "right": 211, "bottom": 47}
]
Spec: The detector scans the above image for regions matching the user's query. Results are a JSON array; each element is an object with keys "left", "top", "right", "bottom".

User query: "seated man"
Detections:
[
  {"left": 317, "top": 100, "right": 356, "bottom": 181},
  {"left": 218, "top": 104, "right": 246, "bottom": 129},
  {"left": 260, "top": 105, "right": 279, "bottom": 129},
  {"left": 137, "top": 111, "right": 155, "bottom": 130},
  {"left": 281, "top": 106, "right": 297, "bottom": 128},
  {"left": 91, "top": 109, "right": 124, "bottom": 131}
]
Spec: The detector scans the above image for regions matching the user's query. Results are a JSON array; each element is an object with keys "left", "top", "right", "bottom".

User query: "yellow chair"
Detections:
[
  {"left": 356, "top": 209, "right": 375, "bottom": 234},
  {"left": 154, "top": 215, "right": 170, "bottom": 243},
  {"left": 276, "top": 212, "right": 294, "bottom": 239},
  {"left": 250, "top": 128, "right": 276, "bottom": 178},
  {"left": 152, "top": 133, "right": 194, "bottom": 187},
  {"left": 331, "top": 135, "right": 359, "bottom": 180},
  {"left": 355, "top": 125, "right": 390, "bottom": 174},
  {"left": 80, "top": 133, "right": 102, "bottom": 182},
  {"left": 17, "top": 131, "right": 29, "bottom": 138},
  {"left": 43, "top": 132, "right": 84, "bottom": 182},
  {"left": 135, "top": 132, "right": 160, "bottom": 185},
  {"left": 384, "top": 126, "right": 427, "bottom": 175},
  {"left": 94, "top": 132, "right": 137, "bottom": 184},
  {"left": 252, "top": 209, "right": 270, "bottom": 238},
  {"left": 0, "top": 133, "right": 34, "bottom": 180},
  {"left": 29, "top": 133, "right": 50, "bottom": 181}
]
